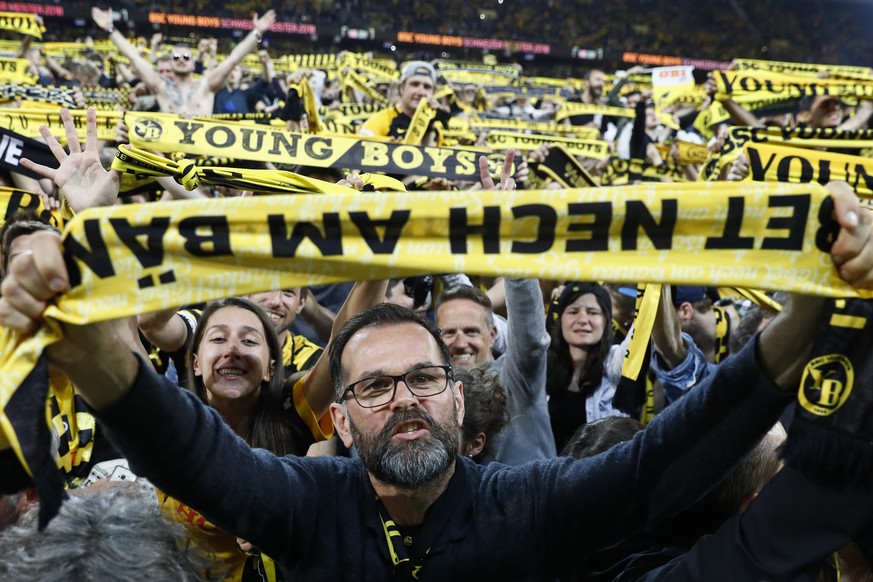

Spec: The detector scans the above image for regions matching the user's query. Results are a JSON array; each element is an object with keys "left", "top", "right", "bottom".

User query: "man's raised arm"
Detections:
[
  {"left": 205, "top": 10, "right": 276, "bottom": 93},
  {"left": 91, "top": 7, "right": 164, "bottom": 95}
]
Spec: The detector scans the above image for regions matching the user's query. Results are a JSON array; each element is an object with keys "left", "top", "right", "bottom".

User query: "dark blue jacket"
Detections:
[{"left": 99, "top": 337, "right": 792, "bottom": 581}]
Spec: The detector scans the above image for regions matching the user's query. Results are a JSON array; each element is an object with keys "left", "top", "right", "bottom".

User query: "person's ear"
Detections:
[
  {"left": 193, "top": 353, "right": 202, "bottom": 376},
  {"left": 466, "top": 432, "right": 486, "bottom": 458},
  {"left": 454, "top": 380, "right": 465, "bottom": 428},
  {"left": 678, "top": 302, "right": 694, "bottom": 321},
  {"left": 330, "top": 403, "right": 355, "bottom": 449}
]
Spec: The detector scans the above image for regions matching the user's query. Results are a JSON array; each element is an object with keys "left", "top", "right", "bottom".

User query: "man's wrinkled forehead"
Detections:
[{"left": 343, "top": 321, "right": 442, "bottom": 365}]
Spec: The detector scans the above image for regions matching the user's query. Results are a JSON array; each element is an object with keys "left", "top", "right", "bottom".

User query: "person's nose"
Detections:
[
  {"left": 223, "top": 337, "right": 243, "bottom": 358},
  {"left": 389, "top": 377, "right": 421, "bottom": 411},
  {"left": 447, "top": 334, "right": 468, "bottom": 351},
  {"left": 264, "top": 290, "right": 283, "bottom": 307}
]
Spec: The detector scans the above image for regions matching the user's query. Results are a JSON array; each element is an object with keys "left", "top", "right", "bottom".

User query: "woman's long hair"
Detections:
[
  {"left": 546, "top": 288, "right": 614, "bottom": 398},
  {"left": 185, "top": 297, "right": 306, "bottom": 457}
]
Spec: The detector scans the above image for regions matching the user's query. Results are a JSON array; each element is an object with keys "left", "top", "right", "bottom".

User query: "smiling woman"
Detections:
[
  {"left": 162, "top": 297, "right": 317, "bottom": 581},
  {"left": 187, "top": 297, "right": 314, "bottom": 455},
  {"left": 546, "top": 282, "right": 630, "bottom": 452}
]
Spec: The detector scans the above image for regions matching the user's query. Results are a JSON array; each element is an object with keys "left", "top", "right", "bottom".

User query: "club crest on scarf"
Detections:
[{"left": 798, "top": 353, "right": 854, "bottom": 416}]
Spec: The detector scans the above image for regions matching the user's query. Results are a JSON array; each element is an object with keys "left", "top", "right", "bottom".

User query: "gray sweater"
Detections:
[{"left": 485, "top": 277, "right": 556, "bottom": 464}]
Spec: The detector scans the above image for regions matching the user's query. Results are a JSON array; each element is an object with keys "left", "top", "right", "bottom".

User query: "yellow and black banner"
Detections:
[
  {"left": 203, "top": 112, "right": 276, "bottom": 123},
  {"left": 531, "top": 144, "right": 600, "bottom": 188},
  {"left": 0, "top": 180, "right": 867, "bottom": 332},
  {"left": 555, "top": 102, "right": 634, "bottom": 123},
  {"left": 621, "top": 282, "right": 660, "bottom": 383},
  {"left": 674, "top": 141, "right": 708, "bottom": 165},
  {"left": 39, "top": 41, "right": 115, "bottom": 58},
  {"left": 283, "top": 53, "right": 338, "bottom": 69},
  {"left": 322, "top": 103, "right": 387, "bottom": 122},
  {"left": 0, "top": 58, "right": 36, "bottom": 84},
  {"left": 657, "top": 86, "right": 708, "bottom": 108},
  {"left": 618, "top": 282, "right": 660, "bottom": 425},
  {"left": 443, "top": 71, "right": 519, "bottom": 87},
  {"left": 403, "top": 99, "right": 437, "bottom": 145},
  {"left": 653, "top": 142, "right": 705, "bottom": 166},
  {"left": 340, "top": 69, "right": 390, "bottom": 105},
  {"left": 318, "top": 119, "right": 356, "bottom": 135},
  {"left": 110, "top": 146, "right": 407, "bottom": 194},
  {"left": 523, "top": 75, "right": 573, "bottom": 90},
  {"left": 1, "top": 180, "right": 872, "bottom": 513},
  {"left": 348, "top": 54, "right": 400, "bottom": 82},
  {"left": 603, "top": 157, "right": 687, "bottom": 185},
  {"left": 713, "top": 70, "right": 873, "bottom": 102},
  {"left": 0, "top": 85, "right": 122, "bottom": 111},
  {"left": 81, "top": 87, "right": 126, "bottom": 111},
  {"left": 728, "top": 125, "right": 873, "bottom": 154},
  {"left": 692, "top": 101, "right": 732, "bottom": 140},
  {"left": 0, "top": 85, "right": 78, "bottom": 108},
  {"left": 434, "top": 60, "right": 522, "bottom": 79},
  {"left": 292, "top": 79, "right": 322, "bottom": 134},
  {"left": 469, "top": 116, "right": 600, "bottom": 139},
  {"left": 745, "top": 143, "right": 873, "bottom": 201},
  {"left": 118, "top": 173, "right": 164, "bottom": 200},
  {"left": 0, "top": 12, "right": 44, "bottom": 39},
  {"left": 704, "top": 125, "right": 873, "bottom": 181},
  {"left": 0, "top": 187, "right": 62, "bottom": 229},
  {"left": 486, "top": 130, "right": 611, "bottom": 159},
  {"left": 0, "top": 108, "right": 121, "bottom": 142},
  {"left": 732, "top": 59, "right": 873, "bottom": 81},
  {"left": 126, "top": 112, "right": 499, "bottom": 181}
]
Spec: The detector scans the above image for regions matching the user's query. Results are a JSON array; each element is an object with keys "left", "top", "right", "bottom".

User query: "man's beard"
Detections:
[{"left": 350, "top": 404, "right": 461, "bottom": 489}]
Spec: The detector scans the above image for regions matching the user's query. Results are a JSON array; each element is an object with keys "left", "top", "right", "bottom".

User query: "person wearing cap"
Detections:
[
  {"left": 546, "top": 282, "right": 632, "bottom": 452},
  {"left": 651, "top": 285, "right": 726, "bottom": 406},
  {"left": 359, "top": 60, "right": 446, "bottom": 144}
]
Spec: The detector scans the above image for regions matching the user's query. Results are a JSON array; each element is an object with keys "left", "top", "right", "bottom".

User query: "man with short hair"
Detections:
[
  {"left": 91, "top": 7, "right": 275, "bottom": 116},
  {"left": 563, "top": 68, "right": 607, "bottom": 130},
  {"left": 436, "top": 280, "right": 555, "bottom": 464},
  {"left": 651, "top": 285, "right": 727, "bottom": 406},
  {"left": 155, "top": 54, "right": 174, "bottom": 80},
  {"left": 581, "top": 69, "right": 606, "bottom": 104}
]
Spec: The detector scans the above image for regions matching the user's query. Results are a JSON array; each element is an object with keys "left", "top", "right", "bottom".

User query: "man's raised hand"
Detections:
[{"left": 20, "top": 107, "right": 120, "bottom": 213}]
